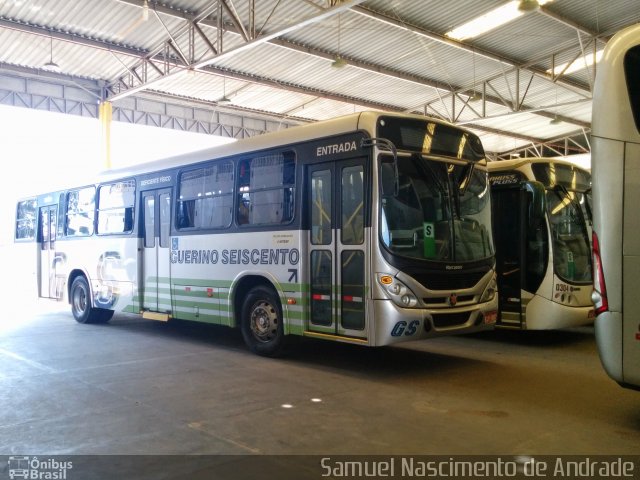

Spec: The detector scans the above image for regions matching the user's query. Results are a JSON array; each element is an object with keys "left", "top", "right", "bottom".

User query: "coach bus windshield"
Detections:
[
  {"left": 531, "top": 162, "right": 592, "bottom": 284},
  {"left": 379, "top": 154, "right": 493, "bottom": 263}
]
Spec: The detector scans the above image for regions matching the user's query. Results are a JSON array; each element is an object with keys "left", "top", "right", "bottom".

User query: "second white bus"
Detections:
[
  {"left": 488, "top": 158, "right": 594, "bottom": 330},
  {"left": 591, "top": 23, "right": 640, "bottom": 389}
]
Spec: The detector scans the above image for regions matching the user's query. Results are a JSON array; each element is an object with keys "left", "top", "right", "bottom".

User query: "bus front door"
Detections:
[
  {"left": 307, "top": 159, "right": 368, "bottom": 340},
  {"left": 141, "top": 188, "right": 172, "bottom": 317},
  {"left": 491, "top": 186, "right": 526, "bottom": 327},
  {"left": 38, "top": 205, "right": 60, "bottom": 299}
]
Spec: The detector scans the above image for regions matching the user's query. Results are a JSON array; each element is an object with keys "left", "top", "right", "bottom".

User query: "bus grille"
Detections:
[
  {"left": 431, "top": 312, "right": 471, "bottom": 328},
  {"left": 411, "top": 272, "right": 486, "bottom": 291}
]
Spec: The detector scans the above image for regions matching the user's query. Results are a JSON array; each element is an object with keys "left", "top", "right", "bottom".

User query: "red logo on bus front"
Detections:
[{"left": 449, "top": 293, "right": 457, "bottom": 307}]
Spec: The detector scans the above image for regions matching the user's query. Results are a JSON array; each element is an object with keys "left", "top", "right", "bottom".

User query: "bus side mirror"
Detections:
[{"left": 524, "top": 181, "right": 545, "bottom": 232}]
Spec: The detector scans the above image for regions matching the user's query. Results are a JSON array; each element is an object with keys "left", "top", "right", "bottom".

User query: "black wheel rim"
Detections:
[{"left": 72, "top": 284, "right": 88, "bottom": 317}]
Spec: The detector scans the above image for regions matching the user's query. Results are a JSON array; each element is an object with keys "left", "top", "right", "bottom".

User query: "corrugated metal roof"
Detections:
[{"left": 1, "top": 0, "right": 640, "bottom": 159}]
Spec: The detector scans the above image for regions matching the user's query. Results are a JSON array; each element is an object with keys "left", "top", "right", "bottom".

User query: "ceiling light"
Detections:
[
  {"left": 518, "top": 0, "right": 540, "bottom": 12},
  {"left": 218, "top": 76, "right": 232, "bottom": 104},
  {"left": 43, "top": 60, "right": 60, "bottom": 72},
  {"left": 468, "top": 91, "right": 482, "bottom": 102},
  {"left": 547, "top": 49, "right": 604, "bottom": 76},
  {"left": 332, "top": 13, "right": 348, "bottom": 69},
  {"left": 445, "top": 0, "right": 553, "bottom": 41},
  {"left": 331, "top": 56, "right": 347, "bottom": 68},
  {"left": 43, "top": 36, "right": 60, "bottom": 73}
]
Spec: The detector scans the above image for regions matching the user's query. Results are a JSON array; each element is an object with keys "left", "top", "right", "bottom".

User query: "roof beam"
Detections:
[
  {"left": 0, "top": 16, "right": 148, "bottom": 57},
  {"left": 107, "top": 0, "right": 369, "bottom": 102},
  {"left": 0, "top": 3, "right": 548, "bottom": 126}
]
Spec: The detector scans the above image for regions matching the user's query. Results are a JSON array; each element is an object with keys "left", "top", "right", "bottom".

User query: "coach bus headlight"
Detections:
[
  {"left": 378, "top": 274, "right": 418, "bottom": 308},
  {"left": 480, "top": 275, "right": 497, "bottom": 303}
]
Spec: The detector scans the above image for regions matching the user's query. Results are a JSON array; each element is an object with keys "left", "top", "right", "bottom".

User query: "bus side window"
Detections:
[
  {"left": 15, "top": 198, "right": 37, "bottom": 241},
  {"left": 97, "top": 180, "right": 136, "bottom": 235},
  {"left": 66, "top": 187, "right": 95, "bottom": 237},
  {"left": 237, "top": 152, "right": 296, "bottom": 226},
  {"left": 124, "top": 207, "right": 134, "bottom": 232},
  {"left": 177, "top": 200, "right": 196, "bottom": 228}
]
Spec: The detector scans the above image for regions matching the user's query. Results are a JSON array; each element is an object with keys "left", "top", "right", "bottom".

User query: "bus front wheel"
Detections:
[
  {"left": 70, "top": 276, "right": 113, "bottom": 324},
  {"left": 241, "top": 286, "right": 285, "bottom": 357}
]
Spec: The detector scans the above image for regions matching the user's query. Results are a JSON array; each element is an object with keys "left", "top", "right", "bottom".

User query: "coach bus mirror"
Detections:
[{"left": 524, "top": 180, "right": 545, "bottom": 232}]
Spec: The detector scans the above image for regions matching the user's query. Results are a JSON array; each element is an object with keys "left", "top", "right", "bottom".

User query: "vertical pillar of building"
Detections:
[{"left": 99, "top": 101, "right": 112, "bottom": 170}]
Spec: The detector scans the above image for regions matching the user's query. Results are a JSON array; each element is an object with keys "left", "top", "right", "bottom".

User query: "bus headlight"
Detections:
[
  {"left": 378, "top": 274, "right": 418, "bottom": 308},
  {"left": 480, "top": 275, "right": 497, "bottom": 303}
]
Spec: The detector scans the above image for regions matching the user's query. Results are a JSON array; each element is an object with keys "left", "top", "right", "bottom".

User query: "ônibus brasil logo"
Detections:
[{"left": 7, "top": 456, "right": 73, "bottom": 479}]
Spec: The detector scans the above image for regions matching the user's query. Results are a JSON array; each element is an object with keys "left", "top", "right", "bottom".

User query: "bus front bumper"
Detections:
[{"left": 372, "top": 298, "right": 497, "bottom": 346}]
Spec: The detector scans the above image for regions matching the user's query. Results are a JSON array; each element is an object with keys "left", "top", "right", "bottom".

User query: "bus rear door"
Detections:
[
  {"left": 140, "top": 188, "right": 172, "bottom": 319},
  {"left": 306, "top": 159, "right": 368, "bottom": 341},
  {"left": 38, "top": 205, "right": 61, "bottom": 299}
]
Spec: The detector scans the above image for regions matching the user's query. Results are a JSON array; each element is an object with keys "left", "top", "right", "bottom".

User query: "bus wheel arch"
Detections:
[
  {"left": 68, "top": 271, "right": 113, "bottom": 324},
  {"left": 234, "top": 276, "right": 285, "bottom": 357}
]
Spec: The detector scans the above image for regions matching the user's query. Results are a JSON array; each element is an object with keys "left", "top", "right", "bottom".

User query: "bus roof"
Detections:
[
  {"left": 19, "top": 110, "right": 483, "bottom": 198},
  {"left": 592, "top": 23, "right": 640, "bottom": 144},
  {"left": 98, "top": 110, "right": 479, "bottom": 183}
]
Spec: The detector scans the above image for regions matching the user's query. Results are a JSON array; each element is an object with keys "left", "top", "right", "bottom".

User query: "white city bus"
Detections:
[
  {"left": 591, "top": 24, "right": 640, "bottom": 389},
  {"left": 488, "top": 158, "right": 594, "bottom": 329},
  {"left": 14, "top": 111, "right": 498, "bottom": 356}
]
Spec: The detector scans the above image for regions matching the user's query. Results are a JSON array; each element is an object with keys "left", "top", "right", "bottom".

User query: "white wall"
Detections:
[{"left": 0, "top": 105, "right": 235, "bottom": 298}]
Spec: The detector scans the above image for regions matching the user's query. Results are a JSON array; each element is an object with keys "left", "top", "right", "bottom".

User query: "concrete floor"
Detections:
[{"left": 1, "top": 298, "right": 639, "bottom": 457}]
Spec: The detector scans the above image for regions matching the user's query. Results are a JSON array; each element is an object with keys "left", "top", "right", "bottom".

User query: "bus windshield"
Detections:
[
  {"left": 380, "top": 154, "right": 493, "bottom": 262},
  {"left": 531, "top": 163, "right": 592, "bottom": 284}
]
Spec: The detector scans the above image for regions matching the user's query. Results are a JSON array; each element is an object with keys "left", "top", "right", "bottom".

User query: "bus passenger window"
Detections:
[
  {"left": 15, "top": 198, "right": 37, "bottom": 240},
  {"left": 97, "top": 180, "right": 135, "bottom": 235},
  {"left": 177, "top": 200, "right": 196, "bottom": 228},
  {"left": 66, "top": 187, "right": 95, "bottom": 237},
  {"left": 236, "top": 152, "right": 296, "bottom": 226},
  {"left": 179, "top": 162, "right": 233, "bottom": 230}
]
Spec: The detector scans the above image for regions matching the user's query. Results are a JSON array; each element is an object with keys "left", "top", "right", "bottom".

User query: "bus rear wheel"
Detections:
[
  {"left": 70, "top": 276, "right": 113, "bottom": 324},
  {"left": 241, "top": 286, "right": 285, "bottom": 357}
]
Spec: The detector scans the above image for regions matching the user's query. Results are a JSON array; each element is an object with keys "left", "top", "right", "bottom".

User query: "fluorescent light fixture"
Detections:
[
  {"left": 547, "top": 49, "right": 604, "bottom": 76},
  {"left": 445, "top": 0, "right": 553, "bottom": 41}
]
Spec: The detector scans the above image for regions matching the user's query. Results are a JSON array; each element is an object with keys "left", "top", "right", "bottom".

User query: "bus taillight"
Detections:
[{"left": 591, "top": 230, "right": 609, "bottom": 315}]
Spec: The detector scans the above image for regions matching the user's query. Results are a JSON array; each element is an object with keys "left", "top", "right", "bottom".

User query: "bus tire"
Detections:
[
  {"left": 240, "top": 286, "right": 285, "bottom": 357},
  {"left": 96, "top": 309, "right": 114, "bottom": 323},
  {"left": 70, "top": 276, "right": 111, "bottom": 324}
]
